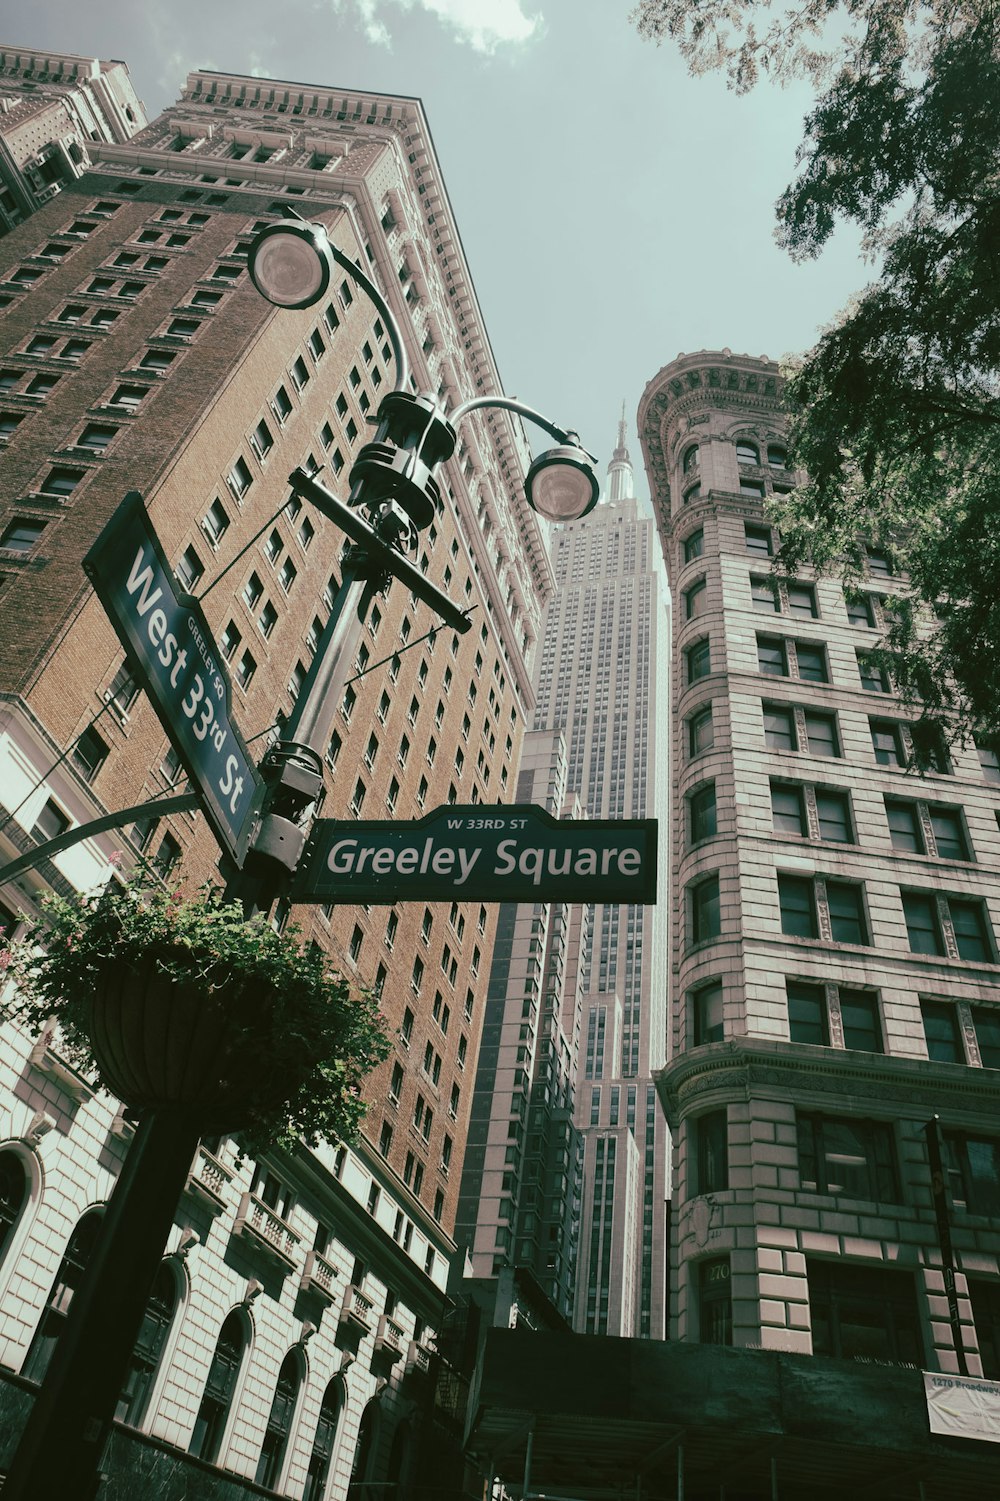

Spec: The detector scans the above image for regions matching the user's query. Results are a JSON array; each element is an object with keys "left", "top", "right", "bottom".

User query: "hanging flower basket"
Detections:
[{"left": 2, "top": 881, "right": 390, "bottom": 1152}]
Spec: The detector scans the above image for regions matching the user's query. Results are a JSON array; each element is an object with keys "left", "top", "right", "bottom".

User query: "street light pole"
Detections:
[{"left": 2, "top": 214, "right": 598, "bottom": 1501}]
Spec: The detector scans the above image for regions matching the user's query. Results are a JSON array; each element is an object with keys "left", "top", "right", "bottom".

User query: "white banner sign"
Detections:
[{"left": 924, "top": 1371, "right": 1000, "bottom": 1444}]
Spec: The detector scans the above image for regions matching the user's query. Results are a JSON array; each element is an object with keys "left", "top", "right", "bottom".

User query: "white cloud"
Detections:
[{"left": 339, "top": 0, "right": 542, "bottom": 52}]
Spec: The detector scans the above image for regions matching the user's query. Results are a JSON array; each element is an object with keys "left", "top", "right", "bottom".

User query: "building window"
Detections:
[
  {"left": 904, "top": 891, "right": 993, "bottom": 960},
  {"left": 786, "top": 980, "right": 829, "bottom": 1045},
  {"left": 189, "top": 1312, "right": 247, "bottom": 1462},
  {"left": 151, "top": 832, "right": 182, "bottom": 879},
  {"left": 219, "top": 620, "right": 241, "bottom": 662},
  {"left": 870, "top": 719, "right": 906, "bottom": 767},
  {"left": 757, "top": 636, "right": 787, "bottom": 676},
  {"left": 744, "top": 523, "right": 773, "bottom": 557},
  {"left": 804, "top": 710, "right": 839, "bottom": 757},
  {"left": 202, "top": 499, "right": 230, "bottom": 547},
  {"left": 77, "top": 423, "right": 117, "bottom": 452},
  {"left": 857, "top": 652, "right": 891, "bottom": 692},
  {"left": 682, "top": 443, "right": 700, "bottom": 473},
  {"left": 29, "top": 797, "right": 71, "bottom": 845},
  {"left": 840, "top": 989, "right": 883, "bottom": 1051},
  {"left": 304, "top": 1381, "right": 343, "bottom": 1501},
  {"left": 816, "top": 788, "right": 852, "bottom": 842},
  {"left": 778, "top": 874, "right": 817, "bottom": 938},
  {"left": 698, "top": 1258, "right": 732, "bottom": 1346},
  {"left": 685, "top": 578, "right": 708, "bottom": 619},
  {"left": 688, "top": 705, "right": 714, "bottom": 756},
  {"left": 255, "top": 1351, "right": 302, "bottom": 1489},
  {"left": 250, "top": 418, "right": 273, "bottom": 460},
  {"left": 1, "top": 518, "right": 46, "bottom": 553},
  {"left": 921, "top": 999, "right": 962, "bottom": 1062},
  {"left": 71, "top": 725, "right": 109, "bottom": 783},
  {"left": 795, "top": 641, "right": 828, "bottom": 683},
  {"left": 23, "top": 1212, "right": 104, "bottom": 1384},
  {"left": 118, "top": 1262, "right": 179, "bottom": 1428},
  {"left": 798, "top": 1114, "right": 898, "bottom": 1200},
  {"left": 695, "top": 1110, "right": 728, "bottom": 1194},
  {"left": 272, "top": 385, "right": 293, "bottom": 423},
  {"left": 41, "top": 466, "right": 84, "bottom": 497},
  {"left": 865, "top": 546, "right": 894, "bottom": 576},
  {"left": 736, "top": 439, "right": 760, "bottom": 464},
  {"left": 689, "top": 782, "right": 717, "bottom": 843},
  {"left": 827, "top": 880, "right": 868, "bottom": 944},
  {"left": 683, "top": 529, "right": 704, "bottom": 563},
  {"left": 686, "top": 638, "right": 710, "bottom": 683},
  {"left": 692, "top": 979, "right": 724, "bottom": 1045},
  {"left": 290, "top": 355, "right": 309, "bottom": 390},
  {"left": 786, "top": 583, "right": 817, "bottom": 617},
  {"left": 690, "top": 873, "right": 721, "bottom": 945},
  {"left": 751, "top": 577, "right": 780, "bottom": 612},
  {"left": 235, "top": 649, "right": 256, "bottom": 690},
  {"left": 763, "top": 703, "right": 796, "bottom": 751},
  {"left": 944, "top": 1132, "right": 1000, "bottom": 1217},
  {"left": 808, "top": 1260, "right": 922, "bottom": 1364},
  {"left": 771, "top": 782, "right": 806, "bottom": 835}
]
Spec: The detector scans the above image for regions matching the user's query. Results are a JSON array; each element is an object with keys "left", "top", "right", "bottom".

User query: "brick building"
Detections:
[
  {"left": 0, "top": 47, "right": 146, "bottom": 234},
  {"left": 0, "top": 68, "right": 553, "bottom": 1499},
  {"left": 638, "top": 348, "right": 1000, "bottom": 1373}
]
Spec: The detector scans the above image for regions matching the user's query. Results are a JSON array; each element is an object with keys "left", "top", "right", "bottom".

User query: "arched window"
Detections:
[
  {"left": 0, "top": 1150, "right": 27, "bottom": 1260},
  {"left": 386, "top": 1417, "right": 414, "bottom": 1495},
  {"left": 303, "top": 1377, "right": 344, "bottom": 1501},
  {"left": 255, "top": 1348, "right": 303, "bottom": 1489},
  {"left": 117, "top": 1260, "right": 180, "bottom": 1427},
  {"left": 767, "top": 443, "right": 788, "bottom": 468},
  {"left": 349, "top": 1396, "right": 380, "bottom": 1493},
  {"left": 22, "top": 1209, "right": 103, "bottom": 1383},
  {"left": 682, "top": 444, "right": 699, "bottom": 474},
  {"left": 736, "top": 439, "right": 760, "bottom": 465},
  {"left": 189, "top": 1310, "right": 247, "bottom": 1464}
]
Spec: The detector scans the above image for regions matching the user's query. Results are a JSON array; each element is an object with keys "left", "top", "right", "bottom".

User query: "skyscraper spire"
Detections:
[{"left": 607, "top": 400, "right": 635, "bottom": 502}]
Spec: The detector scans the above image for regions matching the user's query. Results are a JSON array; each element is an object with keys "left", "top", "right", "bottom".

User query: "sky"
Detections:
[{"left": 14, "top": 0, "right": 872, "bottom": 486}]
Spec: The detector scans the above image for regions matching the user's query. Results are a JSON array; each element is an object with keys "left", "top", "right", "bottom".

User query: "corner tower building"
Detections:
[{"left": 639, "top": 349, "right": 1000, "bottom": 1372}]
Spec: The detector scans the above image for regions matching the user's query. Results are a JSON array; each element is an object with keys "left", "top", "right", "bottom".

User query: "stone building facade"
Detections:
[
  {"left": 638, "top": 348, "right": 1000, "bottom": 1376},
  {"left": 0, "top": 67, "right": 552, "bottom": 1499},
  {"left": 0, "top": 47, "right": 146, "bottom": 234}
]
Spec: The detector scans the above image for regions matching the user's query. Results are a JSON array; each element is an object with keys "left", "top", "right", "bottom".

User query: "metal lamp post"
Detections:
[{"left": 2, "top": 213, "right": 598, "bottom": 1500}]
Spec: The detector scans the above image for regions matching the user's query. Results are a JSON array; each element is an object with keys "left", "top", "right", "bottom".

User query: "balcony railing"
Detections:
[{"left": 234, "top": 1191, "right": 300, "bottom": 1269}]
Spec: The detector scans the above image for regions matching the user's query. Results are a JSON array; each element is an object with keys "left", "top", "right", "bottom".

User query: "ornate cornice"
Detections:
[{"left": 655, "top": 1038, "right": 1000, "bottom": 1126}]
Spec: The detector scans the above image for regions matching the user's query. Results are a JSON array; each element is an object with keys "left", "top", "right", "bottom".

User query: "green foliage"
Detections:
[
  {"left": 634, "top": 0, "right": 1000, "bottom": 744},
  {"left": 1, "top": 881, "right": 390, "bottom": 1156}
]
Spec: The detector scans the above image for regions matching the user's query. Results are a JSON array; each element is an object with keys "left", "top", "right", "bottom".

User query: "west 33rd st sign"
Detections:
[{"left": 292, "top": 804, "right": 657, "bottom": 905}]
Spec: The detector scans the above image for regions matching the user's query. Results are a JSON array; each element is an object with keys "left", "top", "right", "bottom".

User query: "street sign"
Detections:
[
  {"left": 84, "top": 491, "right": 264, "bottom": 865},
  {"left": 292, "top": 803, "right": 657, "bottom": 905}
]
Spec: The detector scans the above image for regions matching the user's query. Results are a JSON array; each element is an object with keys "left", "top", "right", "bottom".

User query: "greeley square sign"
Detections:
[{"left": 292, "top": 804, "right": 657, "bottom": 906}]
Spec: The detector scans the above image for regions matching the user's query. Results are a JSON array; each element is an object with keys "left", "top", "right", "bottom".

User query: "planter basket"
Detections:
[{"left": 86, "top": 951, "right": 300, "bottom": 1130}]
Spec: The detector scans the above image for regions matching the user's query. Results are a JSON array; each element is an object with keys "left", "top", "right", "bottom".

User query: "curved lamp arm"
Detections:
[
  {"left": 450, "top": 394, "right": 595, "bottom": 458},
  {"left": 249, "top": 216, "right": 409, "bottom": 394},
  {"left": 321, "top": 240, "right": 409, "bottom": 396}
]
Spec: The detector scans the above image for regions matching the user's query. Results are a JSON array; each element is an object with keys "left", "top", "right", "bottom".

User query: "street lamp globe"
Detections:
[
  {"left": 248, "top": 221, "right": 334, "bottom": 309},
  {"left": 525, "top": 441, "right": 601, "bottom": 522}
]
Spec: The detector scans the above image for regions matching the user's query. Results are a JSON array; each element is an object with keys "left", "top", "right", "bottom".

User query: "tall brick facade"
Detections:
[
  {"left": 0, "top": 69, "right": 554, "bottom": 1498},
  {"left": 639, "top": 349, "right": 1000, "bottom": 1376}
]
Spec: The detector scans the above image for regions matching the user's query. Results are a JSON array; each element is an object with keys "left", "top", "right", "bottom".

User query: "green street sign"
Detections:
[
  {"left": 84, "top": 492, "right": 264, "bottom": 865},
  {"left": 292, "top": 803, "right": 657, "bottom": 905}
]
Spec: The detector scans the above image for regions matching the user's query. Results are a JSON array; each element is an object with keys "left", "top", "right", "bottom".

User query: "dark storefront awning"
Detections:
[{"left": 465, "top": 1330, "right": 1000, "bottom": 1500}]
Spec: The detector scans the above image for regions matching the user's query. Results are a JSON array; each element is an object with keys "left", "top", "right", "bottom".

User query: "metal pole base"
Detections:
[{"left": 3, "top": 1113, "right": 201, "bottom": 1501}]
